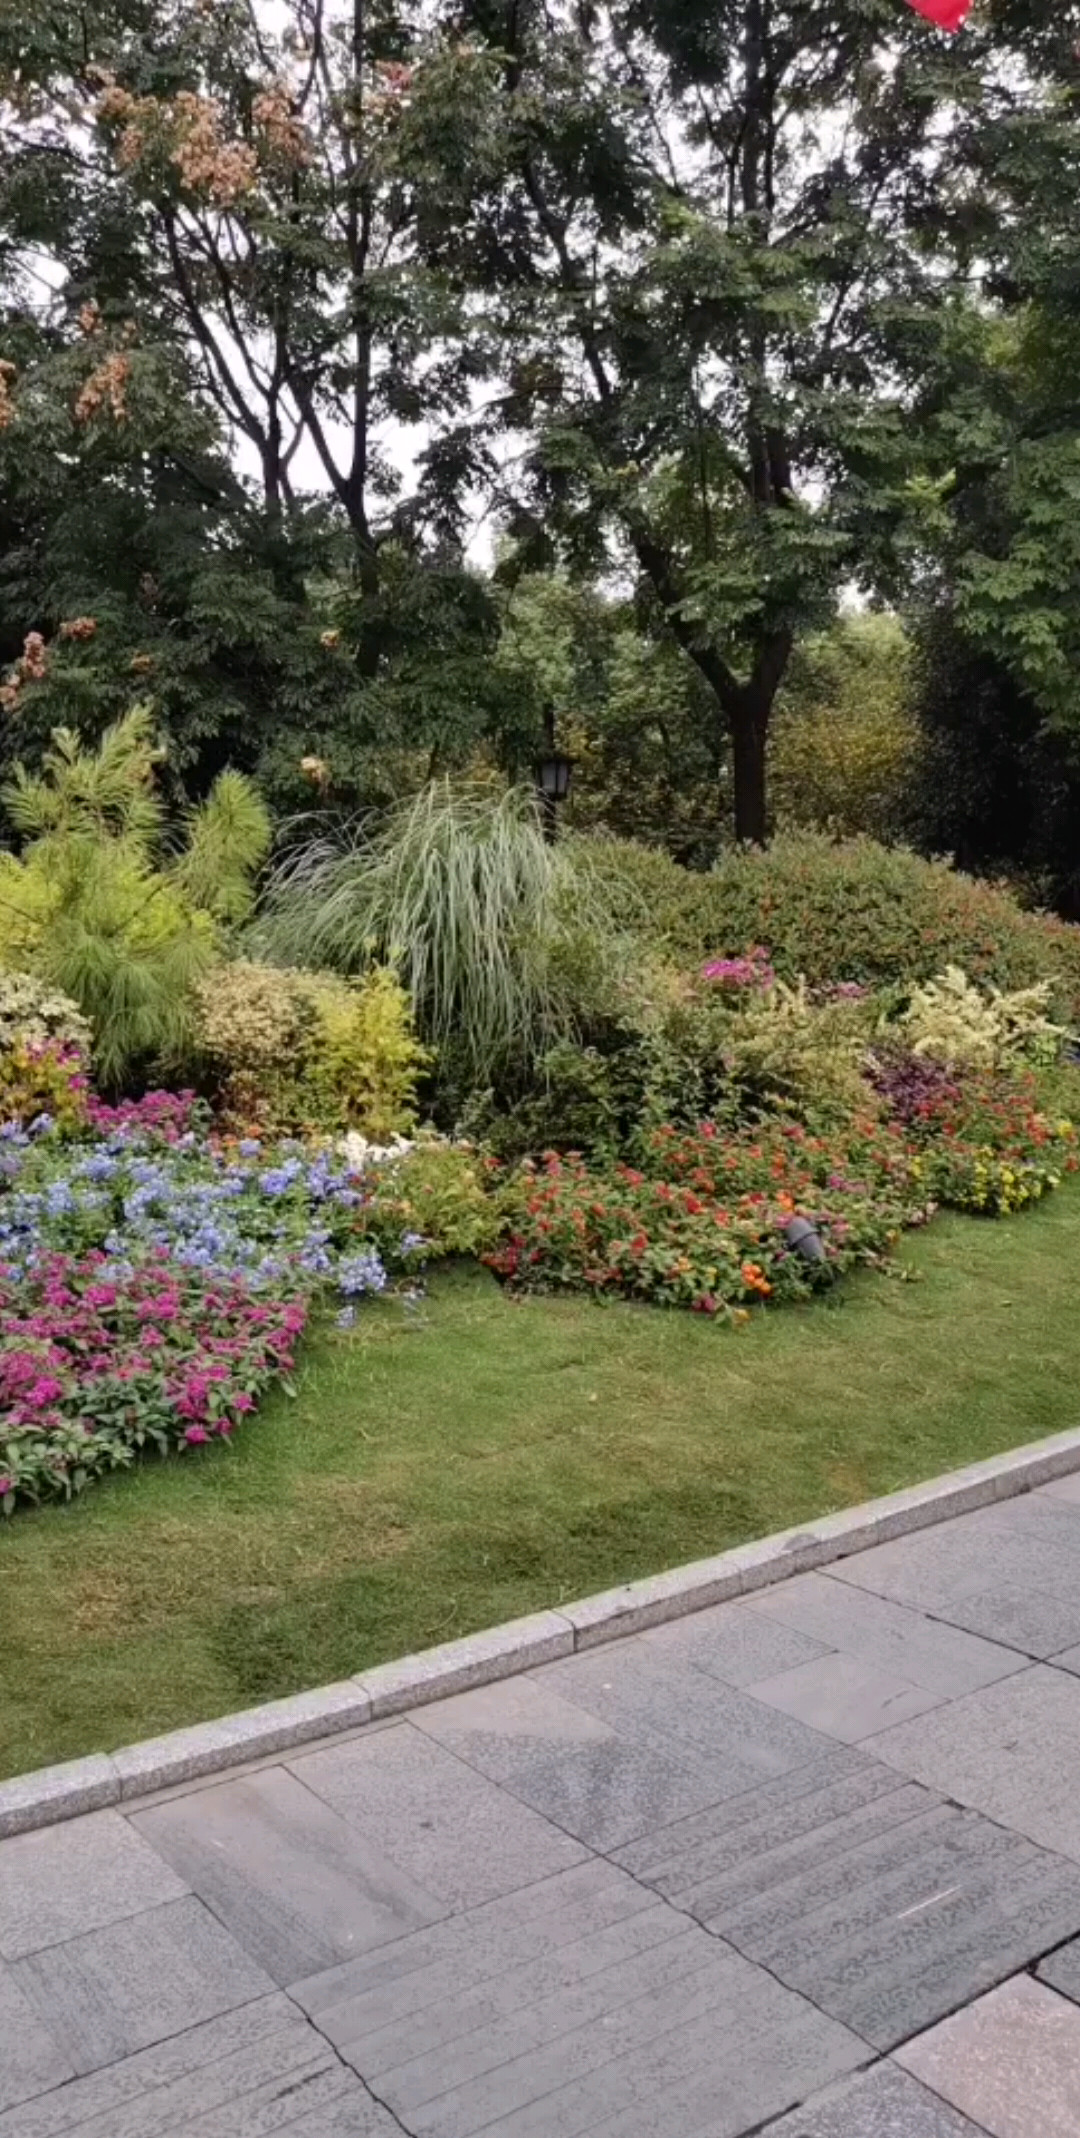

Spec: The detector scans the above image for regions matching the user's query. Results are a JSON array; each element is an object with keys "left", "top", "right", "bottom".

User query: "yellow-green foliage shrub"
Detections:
[
  {"left": 899, "top": 966, "right": 1067, "bottom": 1070},
  {"left": 0, "top": 975, "right": 91, "bottom": 1131},
  {"left": 194, "top": 961, "right": 430, "bottom": 1137},
  {"left": 0, "top": 974, "right": 91, "bottom": 1056},
  {"left": 303, "top": 969, "right": 432, "bottom": 1142},
  {"left": 0, "top": 713, "right": 269, "bottom": 1083},
  {"left": 0, "top": 1041, "right": 88, "bottom": 1131},
  {"left": 194, "top": 960, "right": 314, "bottom": 1076},
  {"left": 718, "top": 979, "right": 876, "bottom": 1122}
]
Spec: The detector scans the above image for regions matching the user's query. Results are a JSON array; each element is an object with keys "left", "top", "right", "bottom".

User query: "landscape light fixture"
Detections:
[
  {"left": 535, "top": 704, "right": 573, "bottom": 838},
  {"left": 781, "top": 1214, "right": 827, "bottom": 1263}
]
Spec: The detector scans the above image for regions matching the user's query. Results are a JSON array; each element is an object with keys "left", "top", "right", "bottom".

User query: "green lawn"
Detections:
[{"left": 3, "top": 1186, "right": 1079, "bottom": 1780}]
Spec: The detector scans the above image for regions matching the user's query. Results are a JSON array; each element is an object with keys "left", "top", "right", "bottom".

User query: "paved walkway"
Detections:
[{"left": 12, "top": 1483, "right": 1080, "bottom": 2134}]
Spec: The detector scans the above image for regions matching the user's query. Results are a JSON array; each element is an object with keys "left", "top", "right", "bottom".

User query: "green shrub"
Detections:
[
  {"left": 194, "top": 960, "right": 429, "bottom": 1138},
  {"left": 718, "top": 979, "right": 877, "bottom": 1124},
  {"left": 578, "top": 830, "right": 1080, "bottom": 1015},
  {"left": 460, "top": 1042, "right": 627, "bottom": 1163},
  {"left": 457, "top": 957, "right": 744, "bottom": 1160},
  {"left": 351, "top": 1140, "right": 499, "bottom": 1261}
]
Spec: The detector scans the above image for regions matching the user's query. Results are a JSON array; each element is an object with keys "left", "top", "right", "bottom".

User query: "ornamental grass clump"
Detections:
[{"left": 258, "top": 781, "right": 616, "bottom": 1085}]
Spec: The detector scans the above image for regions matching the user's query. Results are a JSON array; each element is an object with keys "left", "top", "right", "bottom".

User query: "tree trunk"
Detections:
[{"left": 730, "top": 687, "right": 769, "bottom": 845}]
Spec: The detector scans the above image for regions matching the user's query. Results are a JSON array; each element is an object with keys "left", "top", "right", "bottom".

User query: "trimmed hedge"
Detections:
[{"left": 578, "top": 831, "right": 1080, "bottom": 1015}]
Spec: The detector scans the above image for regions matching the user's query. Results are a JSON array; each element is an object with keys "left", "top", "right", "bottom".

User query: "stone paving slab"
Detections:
[
  {"left": 871, "top": 1662, "right": 1080, "bottom": 1860},
  {"left": 925, "top": 1584, "right": 1080, "bottom": 1659},
  {"left": 537, "top": 1641, "right": 862, "bottom": 1788},
  {"left": 615, "top": 1759, "right": 1080, "bottom": 2049},
  {"left": 10, "top": 1895, "right": 275, "bottom": 2076},
  {"left": 894, "top": 1972, "right": 1080, "bottom": 2136},
  {"left": 0, "top": 1809, "right": 187, "bottom": 1961},
  {"left": 288, "top": 1723, "right": 586, "bottom": 1913},
  {"left": 291, "top": 1861, "right": 660, "bottom": 2035},
  {"left": 410, "top": 1676, "right": 728, "bottom": 1851},
  {"left": 304, "top": 1875, "right": 864, "bottom": 2138},
  {"left": 745, "top": 1650, "right": 946, "bottom": 1743},
  {"left": 0, "top": 1993, "right": 398, "bottom": 2136},
  {"left": 628, "top": 1597, "right": 834, "bottom": 1688},
  {"left": 743, "top": 1570, "right": 1026, "bottom": 1696},
  {"left": 0, "top": 1961, "right": 75, "bottom": 2114},
  {"left": 133, "top": 1765, "right": 445, "bottom": 1987},
  {"left": 763, "top": 2060, "right": 989, "bottom": 2135},
  {"left": 1036, "top": 1933, "right": 1080, "bottom": 2004},
  {"left": 829, "top": 1506, "right": 1080, "bottom": 1655},
  {"left": 1039, "top": 1473, "right": 1080, "bottom": 1505}
]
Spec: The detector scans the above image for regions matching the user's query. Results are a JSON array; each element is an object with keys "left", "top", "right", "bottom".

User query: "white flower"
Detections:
[{"left": 339, "top": 1130, "right": 414, "bottom": 1172}]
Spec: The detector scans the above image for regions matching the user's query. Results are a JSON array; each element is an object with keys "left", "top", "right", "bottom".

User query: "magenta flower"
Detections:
[
  {"left": 701, "top": 947, "right": 776, "bottom": 990},
  {"left": 25, "top": 1376, "right": 65, "bottom": 1407}
]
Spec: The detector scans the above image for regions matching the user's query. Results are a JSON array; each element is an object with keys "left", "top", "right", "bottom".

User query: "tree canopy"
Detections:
[{"left": 1, "top": 0, "right": 1079, "bottom": 857}]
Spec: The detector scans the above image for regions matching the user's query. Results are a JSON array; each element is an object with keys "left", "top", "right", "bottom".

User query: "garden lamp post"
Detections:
[{"left": 535, "top": 704, "right": 573, "bottom": 842}]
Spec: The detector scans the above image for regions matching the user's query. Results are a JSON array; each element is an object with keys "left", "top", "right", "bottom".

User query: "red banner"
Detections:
[{"left": 904, "top": 0, "right": 972, "bottom": 27}]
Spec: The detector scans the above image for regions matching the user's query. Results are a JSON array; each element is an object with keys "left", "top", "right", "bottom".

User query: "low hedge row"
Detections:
[{"left": 579, "top": 831, "right": 1080, "bottom": 1015}]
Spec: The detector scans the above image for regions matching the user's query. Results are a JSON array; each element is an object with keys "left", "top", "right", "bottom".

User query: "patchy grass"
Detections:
[{"left": 4, "top": 1186, "right": 1080, "bottom": 1778}]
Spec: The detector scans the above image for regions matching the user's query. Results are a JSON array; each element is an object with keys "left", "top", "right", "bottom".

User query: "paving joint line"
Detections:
[
  {"left": 599, "top": 1781, "right": 1080, "bottom": 2086},
  {"left": 285, "top": 1989, "right": 418, "bottom": 2138}
]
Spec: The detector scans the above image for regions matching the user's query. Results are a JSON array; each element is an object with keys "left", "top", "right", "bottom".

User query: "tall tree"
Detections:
[
  {"left": 461, "top": 0, "right": 1065, "bottom": 840},
  {"left": 0, "top": 0, "right": 512, "bottom": 797},
  {"left": 926, "top": 0, "right": 1080, "bottom": 731}
]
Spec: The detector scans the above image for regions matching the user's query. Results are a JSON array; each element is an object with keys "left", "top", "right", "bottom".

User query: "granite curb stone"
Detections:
[
  {"left": 3, "top": 1423, "right": 1080, "bottom": 1839},
  {"left": 353, "top": 1609, "right": 576, "bottom": 1719}
]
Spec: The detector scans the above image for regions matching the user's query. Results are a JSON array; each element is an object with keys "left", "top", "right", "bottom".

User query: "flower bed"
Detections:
[
  {"left": 868, "top": 1055, "right": 1076, "bottom": 1213},
  {"left": 485, "top": 1088, "right": 1078, "bottom": 1316},
  {"left": 0, "top": 1255, "right": 305, "bottom": 1507},
  {"left": 2, "top": 947, "right": 1078, "bottom": 1513},
  {"left": 486, "top": 1120, "right": 927, "bottom": 1316},
  {"left": 0, "top": 1110, "right": 492, "bottom": 1510}
]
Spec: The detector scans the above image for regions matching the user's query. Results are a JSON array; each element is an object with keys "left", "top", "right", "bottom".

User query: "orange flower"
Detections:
[{"left": 740, "top": 1260, "right": 772, "bottom": 1296}]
